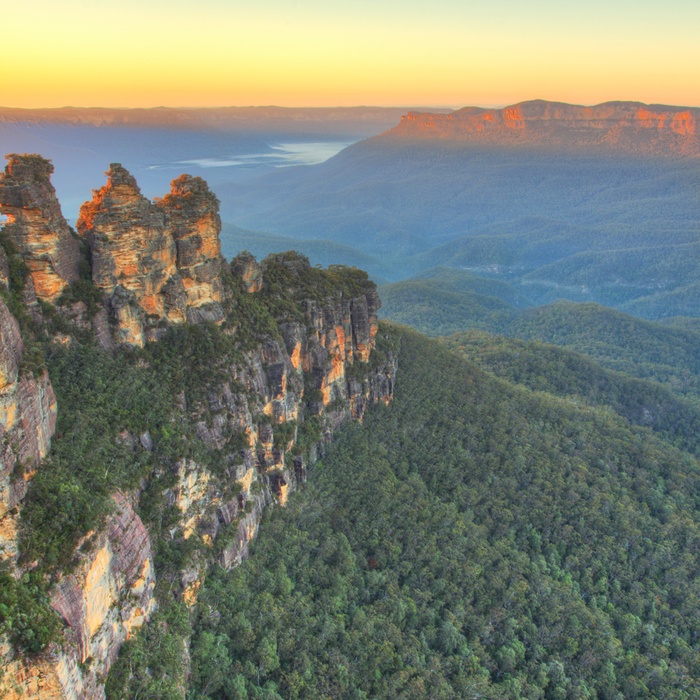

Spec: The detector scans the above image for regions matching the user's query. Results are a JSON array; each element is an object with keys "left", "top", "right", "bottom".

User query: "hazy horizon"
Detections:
[{"left": 3, "top": 98, "right": 700, "bottom": 111}]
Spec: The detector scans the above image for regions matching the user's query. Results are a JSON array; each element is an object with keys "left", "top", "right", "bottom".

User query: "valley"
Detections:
[{"left": 1, "top": 99, "right": 700, "bottom": 698}]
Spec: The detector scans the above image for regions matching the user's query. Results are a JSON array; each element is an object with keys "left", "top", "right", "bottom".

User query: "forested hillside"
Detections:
[{"left": 189, "top": 329, "right": 700, "bottom": 699}]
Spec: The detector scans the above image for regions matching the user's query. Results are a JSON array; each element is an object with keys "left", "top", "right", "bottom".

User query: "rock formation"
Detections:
[
  {"left": 155, "top": 174, "right": 225, "bottom": 323},
  {"left": 1, "top": 493, "right": 155, "bottom": 700},
  {"left": 0, "top": 296, "right": 56, "bottom": 562},
  {"left": 76, "top": 165, "right": 225, "bottom": 346},
  {"left": 0, "top": 160, "right": 397, "bottom": 699},
  {"left": 387, "top": 100, "right": 700, "bottom": 156},
  {"left": 230, "top": 250, "right": 263, "bottom": 293},
  {"left": 0, "top": 155, "right": 80, "bottom": 302},
  {"left": 262, "top": 253, "right": 386, "bottom": 416},
  {"left": 76, "top": 164, "right": 181, "bottom": 346}
]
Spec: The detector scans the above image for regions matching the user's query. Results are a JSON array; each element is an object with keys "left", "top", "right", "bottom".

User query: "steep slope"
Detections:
[
  {"left": 0, "top": 155, "right": 396, "bottom": 699},
  {"left": 190, "top": 329, "right": 700, "bottom": 698}
]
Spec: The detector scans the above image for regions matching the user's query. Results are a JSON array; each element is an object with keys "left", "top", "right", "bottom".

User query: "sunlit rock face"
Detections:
[
  {"left": 258, "top": 253, "right": 389, "bottom": 422},
  {"left": 47, "top": 492, "right": 155, "bottom": 700},
  {"left": 389, "top": 100, "right": 700, "bottom": 156},
  {"left": 155, "top": 174, "right": 225, "bottom": 323},
  {"left": 0, "top": 155, "right": 81, "bottom": 301},
  {"left": 77, "top": 164, "right": 181, "bottom": 346},
  {"left": 77, "top": 166, "right": 225, "bottom": 346},
  {"left": 0, "top": 297, "right": 56, "bottom": 562}
]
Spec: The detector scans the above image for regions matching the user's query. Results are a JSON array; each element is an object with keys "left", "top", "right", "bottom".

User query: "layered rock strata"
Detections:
[
  {"left": 0, "top": 296, "right": 56, "bottom": 562},
  {"left": 0, "top": 155, "right": 80, "bottom": 301},
  {"left": 0, "top": 160, "right": 397, "bottom": 700},
  {"left": 76, "top": 165, "right": 225, "bottom": 346},
  {"left": 1, "top": 493, "right": 155, "bottom": 700},
  {"left": 389, "top": 100, "right": 700, "bottom": 156}
]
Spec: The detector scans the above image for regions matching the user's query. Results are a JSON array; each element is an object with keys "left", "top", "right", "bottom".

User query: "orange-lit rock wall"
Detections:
[
  {"left": 391, "top": 100, "right": 700, "bottom": 156},
  {"left": 0, "top": 155, "right": 80, "bottom": 302},
  {"left": 76, "top": 165, "right": 225, "bottom": 347}
]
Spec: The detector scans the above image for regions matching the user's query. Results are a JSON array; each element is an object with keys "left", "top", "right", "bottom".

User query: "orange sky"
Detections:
[{"left": 6, "top": 0, "right": 700, "bottom": 109}]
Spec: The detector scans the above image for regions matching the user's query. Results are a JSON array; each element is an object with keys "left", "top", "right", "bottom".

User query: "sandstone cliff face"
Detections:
[
  {"left": 1, "top": 162, "right": 397, "bottom": 700},
  {"left": 76, "top": 165, "right": 225, "bottom": 346},
  {"left": 230, "top": 250, "right": 263, "bottom": 293},
  {"left": 76, "top": 164, "right": 180, "bottom": 346},
  {"left": 155, "top": 174, "right": 225, "bottom": 323},
  {"left": 0, "top": 155, "right": 80, "bottom": 302},
  {"left": 388, "top": 100, "right": 700, "bottom": 156},
  {"left": 157, "top": 254, "right": 396, "bottom": 586},
  {"left": 0, "top": 493, "right": 155, "bottom": 700},
  {"left": 48, "top": 492, "right": 155, "bottom": 699},
  {"left": 0, "top": 296, "right": 56, "bottom": 562}
]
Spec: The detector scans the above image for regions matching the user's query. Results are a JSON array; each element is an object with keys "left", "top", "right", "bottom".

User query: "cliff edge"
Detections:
[
  {"left": 386, "top": 99, "right": 700, "bottom": 156},
  {"left": 0, "top": 155, "right": 397, "bottom": 699}
]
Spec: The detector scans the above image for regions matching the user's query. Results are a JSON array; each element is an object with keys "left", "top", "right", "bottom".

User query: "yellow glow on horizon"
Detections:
[{"left": 5, "top": 0, "right": 700, "bottom": 109}]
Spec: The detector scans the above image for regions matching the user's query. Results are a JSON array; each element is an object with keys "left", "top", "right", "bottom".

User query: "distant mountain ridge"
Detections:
[
  {"left": 385, "top": 99, "right": 700, "bottom": 156},
  {"left": 0, "top": 105, "right": 449, "bottom": 136}
]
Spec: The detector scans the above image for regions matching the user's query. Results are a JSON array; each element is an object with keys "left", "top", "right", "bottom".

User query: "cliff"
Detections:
[
  {"left": 0, "top": 156, "right": 396, "bottom": 699},
  {"left": 386, "top": 99, "right": 700, "bottom": 156},
  {"left": 0, "top": 297, "right": 56, "bottom": 562}
]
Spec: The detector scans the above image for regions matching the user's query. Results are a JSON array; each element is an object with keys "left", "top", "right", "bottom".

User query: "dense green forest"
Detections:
[
  {"left": 379, "top": 289, "right": 700, "bottom": 403},
  {"left": 187, "top": 328, "right": 700, "bottom": 699},
  {"left": 442, "top": 331, "right": 700, "bottom": 455},
  {"left": 509, "top": 302, "right": 700, "bottom": 401}
]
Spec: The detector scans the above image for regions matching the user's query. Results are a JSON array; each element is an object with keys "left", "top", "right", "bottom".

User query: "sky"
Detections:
[{"left": 5, "top": 0, "right": 700, "bottom": 109}]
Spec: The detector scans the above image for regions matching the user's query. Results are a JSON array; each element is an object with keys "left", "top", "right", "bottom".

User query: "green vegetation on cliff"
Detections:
[{"left": 190, "top": 329, "right": 700, "bottom": 699}]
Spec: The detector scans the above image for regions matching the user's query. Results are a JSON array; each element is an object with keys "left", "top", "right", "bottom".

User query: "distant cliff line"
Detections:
[{"left": 382, "top": 99, "right": 700, "bottom": 156}]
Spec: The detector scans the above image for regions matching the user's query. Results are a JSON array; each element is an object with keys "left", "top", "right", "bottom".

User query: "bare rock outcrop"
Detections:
[
  {"left": 77, "top": 166, "right": 226, "bottom": 346},
  {"left": 0, "top": 155, "right": 80, "bottom": 301},
  {"left": 76, "top": 164, "right": 181, "bottom": 346},
  {"left": 47, "top": 492, "right": 155, "bottom": 699},
  {"left": 155, "top": 174, "right": 225, "bottom": 323},
  {"left": 1, "top": 493, "right": 155, "bottom": 700},
  {"left": 231, "top": 250, "right": 263, "bottom": 293},
  {"left": 260, "top": 253, "right": 389, "bottom": 419},
  {"left": 388, "top": 100, "right": 700, "bottom": 156},
  {"left": 0, "top": 296, "right": 56, "bottom": 561}
]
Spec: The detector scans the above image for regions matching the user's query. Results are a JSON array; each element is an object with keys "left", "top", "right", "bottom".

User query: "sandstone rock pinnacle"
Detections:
[{"left": 0, "top": 154, "right": 81, "bottom": 301}]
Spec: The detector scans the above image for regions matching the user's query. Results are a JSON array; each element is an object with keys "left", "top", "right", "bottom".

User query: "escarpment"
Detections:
[
  {"left": 388, "top": 99, "right": 700, "bottom": 156},
  {"left": 0, "top": 154, "right": 396, "bottom": 699},
  {"left": 0, "top": 297, "right": 56, "bottom": 562}
]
